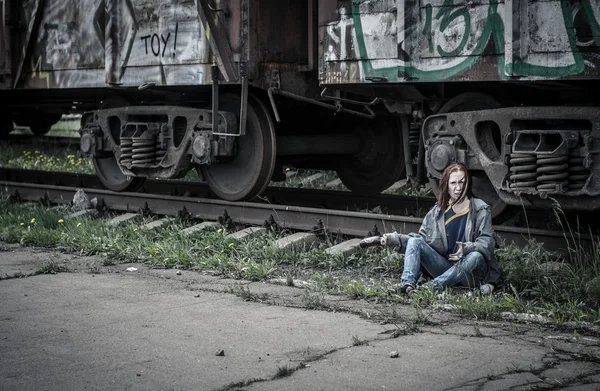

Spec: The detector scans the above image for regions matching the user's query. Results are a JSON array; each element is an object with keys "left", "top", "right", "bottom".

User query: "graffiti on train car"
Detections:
[
  {"left": 22, "top": 0, "right": 213, "bottom": 89},
  {"left": 322, "top": 0, "right": 600, "bottom": 83}
]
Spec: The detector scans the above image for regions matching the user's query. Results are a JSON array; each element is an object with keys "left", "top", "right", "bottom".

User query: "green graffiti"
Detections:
[
  {"left": 348, "top": 0, "right": 593, "bottom": 82},
  {"left": 423, "top": 4, "right": 434, "bottom": 54},
  {"left": 582, "top": 0, "right": 600, "bottom": 46},
  {"left": 435, "top": 0, "right": 471, "bottom": 57}
]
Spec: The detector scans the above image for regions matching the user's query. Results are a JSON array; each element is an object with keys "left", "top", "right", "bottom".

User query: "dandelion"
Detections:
[
  {"left": 77, "top": 222, "right": 82, "bottom": 227},
  {"left": 58, "top": 219, "right": 64, "bottom": 223},
  {"left": 30, "top": 218, "right": 35, "bottom": 223},
  {"left": 217, "top": 228, "right": 223, "bottom": 233}
]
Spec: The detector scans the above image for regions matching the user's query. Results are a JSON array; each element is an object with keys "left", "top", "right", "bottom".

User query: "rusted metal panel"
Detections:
[
  {"left": 320, "top": 0, "right": 600, "bottom": 84},
  {"left": 9, "top": 0, "right": 313, "bottom": 90},
  {"left": 15, "top": 0, "right": 242, "bottom": 89}
]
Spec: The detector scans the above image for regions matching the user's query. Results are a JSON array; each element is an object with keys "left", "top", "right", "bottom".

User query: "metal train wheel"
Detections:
[
  {"left": 335, "top": 115, "right": 405, "bottom": 195},
  {"left": 430, "top": 92, "right": 516, "bottom": 223},
  {"left": 29, "top": 113, "right": 62, "bottom": 137},
  {"left": 1, "top": 113, "right": 13, "bottom": 138},
  {"left": 201, "top": 93, "right": 276, "bottom": 201},
  {"left": 90, "top": 96, "right": 145, "bottom": 192}
]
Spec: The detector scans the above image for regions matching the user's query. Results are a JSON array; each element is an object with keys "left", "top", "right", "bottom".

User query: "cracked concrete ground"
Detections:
[{"left": 1, "top": 244, "right": 600, "bottom": 391}]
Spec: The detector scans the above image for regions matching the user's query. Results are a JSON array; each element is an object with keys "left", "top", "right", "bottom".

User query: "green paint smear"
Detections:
[{"left": 349, "top": 0, "right": 590, "bottom": 82}]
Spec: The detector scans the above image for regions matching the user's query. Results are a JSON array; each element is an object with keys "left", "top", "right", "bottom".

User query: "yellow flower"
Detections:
[
  {"left": 58, "top": 219, "right": 64, "bottom": 223},
  {"left": 133, "top": 228, "right": 138, "bottom": 232},
  {"left": 30, "top": 218, "right": 35, "bottom": 223},
  {"left": 20, "top": 222, "right": 24, "bottom": 226},
  {"left": 217, "top": 228, "right": 223, "bottom": 233},
  {"left": 77, "top": 223, "right": 82, "bottom": 227},
  {"left": 228, "top": 243, "right": 234, "bottom": 247},
  {"left": 285, "top": 167, "right": 290, "bottom": 171}
]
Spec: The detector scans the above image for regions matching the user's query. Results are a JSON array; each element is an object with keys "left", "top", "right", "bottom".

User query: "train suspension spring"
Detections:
[
  {"left": 508, "top": 149, "right": 590, "bottom": 193},
  {"left": 119, "top": 136, "right": 166, "bottom": 167}
]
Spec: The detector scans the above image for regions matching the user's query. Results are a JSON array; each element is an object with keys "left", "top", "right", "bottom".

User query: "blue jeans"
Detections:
[{"left": 401, "top": 237, "right": 487, "bottom": 290}]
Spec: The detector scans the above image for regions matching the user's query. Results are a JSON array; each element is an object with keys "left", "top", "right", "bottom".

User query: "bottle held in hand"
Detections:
[{"left": 359, "top": 235, "right": 382, "bottom": 248}]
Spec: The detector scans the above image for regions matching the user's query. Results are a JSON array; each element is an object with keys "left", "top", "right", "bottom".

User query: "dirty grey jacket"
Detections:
[{"left": 385, "top": 197, "right": 501, "bottom": 285}]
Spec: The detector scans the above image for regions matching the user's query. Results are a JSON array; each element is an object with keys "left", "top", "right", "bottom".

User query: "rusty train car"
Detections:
[{"left": 1, "top": 0, "right": 599, "bottom": 223}]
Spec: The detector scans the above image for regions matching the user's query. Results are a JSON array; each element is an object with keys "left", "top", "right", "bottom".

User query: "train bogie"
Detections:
[{"left": 319, "top": 0, "right": 600, "bottom": 221}]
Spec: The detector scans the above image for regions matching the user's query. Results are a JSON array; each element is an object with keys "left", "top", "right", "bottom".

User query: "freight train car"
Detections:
[
  {"left": 1, "top": 0, "right": 599, "bottom": 223},
  {"left": 1, "top": 0, "right": 391, "bottom": 202},
  {"left": 319, "top": 0, "right": 600, "bottom": 221}
]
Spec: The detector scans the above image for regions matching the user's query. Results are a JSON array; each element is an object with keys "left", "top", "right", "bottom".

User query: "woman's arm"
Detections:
[{"left": 463, "top": 204, "right": 496, "bottom": 261}]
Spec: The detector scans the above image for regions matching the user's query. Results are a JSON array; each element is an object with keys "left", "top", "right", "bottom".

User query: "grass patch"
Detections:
[
  {"left": 37, "top": 262, "right": 70, "bottom": 275},
  {"left": 273, "top": 364, "right": 295, "bottom": 379},
  {"left": 0, "top": 145, "right": 93, "bottom": 174},
  {"left": 227, "top": 284, "right": 270, "bottom": 302},
  {"left": 0, "top": 196, "right": 599, "bottom": 325}
]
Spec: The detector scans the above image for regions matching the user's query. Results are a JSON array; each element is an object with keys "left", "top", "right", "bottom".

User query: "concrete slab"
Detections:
[
  {"left": 226, "top": 226, "right": 267, "bottom": 240},
  {"left": 141, "top": 217, "right": 171, "bottom": 230},
  {"left": 180, "top": 221, "right": 221, "bottom": 236},
  {"left": 325, "top": 238, "right": 362, "bottom": 257},
  {"left": 1, "top": 247, "right": 600, "bottom": 390},
  {"left": 275, "top": 232, "right": 319, "bottom": 250},
  {"left": 107, "top": 213, "right": 139, "bottom": 227},
  {"left": 67, "top": 209, "right": 95, "bottom": 219},
  {"left": 0, "top": 270, "right": 389, "bottom": 391},
  {"left": 383, "top": 179, "right": 408, "bottom": 194},
  {"left": 325, "top": 178, "right": 342, "bottom": 189}
]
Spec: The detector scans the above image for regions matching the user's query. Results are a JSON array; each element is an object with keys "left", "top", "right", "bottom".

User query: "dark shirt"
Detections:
[{"left": 444, "top": 204, "right": 469, "bottom": 257}]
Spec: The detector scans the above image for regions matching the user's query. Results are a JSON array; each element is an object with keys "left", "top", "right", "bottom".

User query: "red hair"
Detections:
[{"left": 437, "top": 163, "right": 472, "bottom": 209}]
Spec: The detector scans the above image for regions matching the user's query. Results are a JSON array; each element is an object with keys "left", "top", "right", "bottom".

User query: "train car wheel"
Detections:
[
  {"left": 30, "top": 113, "right": 62, "bottom": 137},
  {"left": 1, "top": 114, "right": 14, "bottom": 138},
  {"left": 201, "top": 93, "right": 276, "bottom": 201},
  {"left": 90, "top": 97, "right": 145, "bottom": 192},
  {"left": 430, "top": 92, "right": 516, "bottom": 223},
  {"left": 336, "top": 115, "right": 405, "bottom": 195}
]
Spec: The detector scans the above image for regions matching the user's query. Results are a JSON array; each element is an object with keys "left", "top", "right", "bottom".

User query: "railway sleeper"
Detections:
[{"left": 79, "top": 105, "right": 238, "bottom": 179}]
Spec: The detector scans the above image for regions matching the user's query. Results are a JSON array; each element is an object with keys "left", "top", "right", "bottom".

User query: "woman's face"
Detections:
[{"left": 448, "top": 170, "right": 466, "bottom": 202}]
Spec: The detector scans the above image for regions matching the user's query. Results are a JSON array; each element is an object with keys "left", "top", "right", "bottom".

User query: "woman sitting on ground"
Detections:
[{"left": 380, "top": 163, "right": 501, "bottom": 295}]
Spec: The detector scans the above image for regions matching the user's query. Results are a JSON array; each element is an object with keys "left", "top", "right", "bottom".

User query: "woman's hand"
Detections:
[{"left": 448, "top": 241, "right": 464, "bottom": 261}]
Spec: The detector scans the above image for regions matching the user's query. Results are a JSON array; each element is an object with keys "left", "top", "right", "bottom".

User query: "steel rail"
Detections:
[
  {"left": 0, "top": 168, "right": 436, "bottom": 215},
  {"left": 1, "top": 181, "right": 595, "bottom": 255}
]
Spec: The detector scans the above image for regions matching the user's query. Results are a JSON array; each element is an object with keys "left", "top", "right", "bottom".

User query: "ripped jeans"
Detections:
[{"left": 400, "top": 237, "right": 487, "bottom": 290}]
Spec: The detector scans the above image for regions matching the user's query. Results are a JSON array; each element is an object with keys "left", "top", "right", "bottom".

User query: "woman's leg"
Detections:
[
  {"left": 401, "top": 237, "right": 453, "bottom": 287},
  {"left": 431, "top": 251, "right": 487, "bottom": 289}
]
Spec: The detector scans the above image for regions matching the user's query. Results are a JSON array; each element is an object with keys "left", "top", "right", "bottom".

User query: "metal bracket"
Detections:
[
  {"left": 238, "top": 62, "right": 248, "bottom": 137},
  {"left": 320, "top": 87, "right": 380, "bottom": 107},
  {"left": 12, "top": 0, "right": 45, "bottom": 88},
  {"left": 196, "top": 0, "right": 238, "bottom": 82},
  {"left": 267, "top": 87, "right": 377, "bottom": 123}
]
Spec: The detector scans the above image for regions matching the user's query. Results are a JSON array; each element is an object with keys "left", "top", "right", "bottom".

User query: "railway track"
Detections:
[
  {"left": 0, "top": 177, "right": 595, "bottom": 256},
  {"left": 0, "top": 168, "right": 434, "bottom": 216}
]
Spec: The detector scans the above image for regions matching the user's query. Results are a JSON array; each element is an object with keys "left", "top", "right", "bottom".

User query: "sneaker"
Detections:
[
  {"left": 402, "top": 285, "right": 415, "bottom": 297},
  {"left": 480, "top": 283, "right": 494, "bottom": 295}
]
